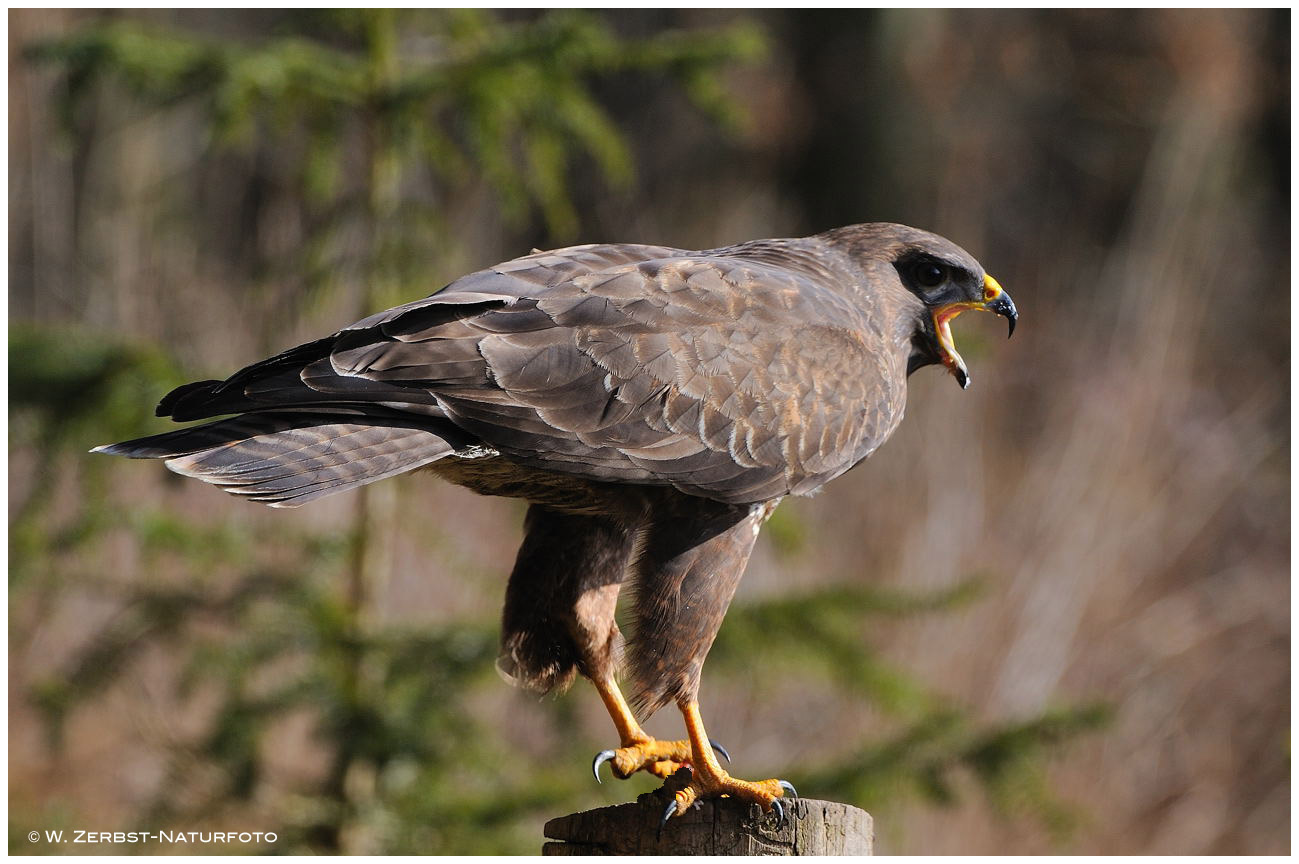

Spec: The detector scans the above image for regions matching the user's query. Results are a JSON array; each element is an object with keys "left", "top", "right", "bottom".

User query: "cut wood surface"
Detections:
[{"left": 543, "top": 791, "right": 873, "bottom": 855}]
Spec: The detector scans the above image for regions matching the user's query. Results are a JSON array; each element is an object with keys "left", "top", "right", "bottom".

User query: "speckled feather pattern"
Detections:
[
  {"left": 330, "top": 236, "right": 914, "bottom": 505},
  {"left": 99, "top": 223, "right": 989, "bottom": 714}
]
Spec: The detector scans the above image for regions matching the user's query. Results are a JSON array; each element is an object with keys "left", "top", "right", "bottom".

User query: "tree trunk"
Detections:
[{"left": 543, "top": 792, "right": 873, "bottom": 855}]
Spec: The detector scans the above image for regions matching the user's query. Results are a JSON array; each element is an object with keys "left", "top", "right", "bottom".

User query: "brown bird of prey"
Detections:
[{"left": 96, "top": 222, "right": 1016, "bottom": 825}]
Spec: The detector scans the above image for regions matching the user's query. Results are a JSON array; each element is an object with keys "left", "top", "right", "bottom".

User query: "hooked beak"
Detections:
[
  {"left": 984, "top": 274, "right": 1018, "bottom": 338},
  {"left": 932, "top": 274, "right": 1018, "bottom": 390}
]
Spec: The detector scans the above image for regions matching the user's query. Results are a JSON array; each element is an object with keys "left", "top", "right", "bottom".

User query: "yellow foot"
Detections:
[
  {"left": 655, "top": 700, "right": 797, "bottom": 832},
  {"left": 662, "top": 768, "right": 797, "bottom": 828},
  {"left": 593, "top": 737, "right": 732, "bottom": 781}
]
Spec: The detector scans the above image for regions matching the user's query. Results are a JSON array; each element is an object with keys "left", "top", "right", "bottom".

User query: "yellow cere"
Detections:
[{"left": 982, "top": 273, "right": 1004, "bottom": 302}]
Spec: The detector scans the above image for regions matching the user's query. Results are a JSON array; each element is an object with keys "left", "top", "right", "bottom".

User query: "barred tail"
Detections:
[{"left": 93, "top": 413, "right": 471, "bottom": 507}]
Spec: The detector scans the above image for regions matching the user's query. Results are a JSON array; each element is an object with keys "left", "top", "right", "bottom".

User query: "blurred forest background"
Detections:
[{"left": 8, "top": 8, "right": 1289, "bottom": 856}]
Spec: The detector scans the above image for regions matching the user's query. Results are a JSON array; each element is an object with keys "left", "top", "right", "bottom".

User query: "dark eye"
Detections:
[{"left": 914, "top": 261, "right": 947, "bottom": 288}]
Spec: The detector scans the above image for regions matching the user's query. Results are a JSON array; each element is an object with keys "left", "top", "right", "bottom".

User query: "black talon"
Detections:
[
  {"left": 658, "top": 800, "right": 678, "bottom": 837},
  {"left": 771, "top": 797, "right": 786, "bottom": 828},
  {"left": 709, "top": 739, "right": 732, "bottom": 763},
  {"left": 592, "top": 749, "right": 616, "bottom": 783},
  {"left": 778, "top": 780, "right": 798, "bottom": 798}
]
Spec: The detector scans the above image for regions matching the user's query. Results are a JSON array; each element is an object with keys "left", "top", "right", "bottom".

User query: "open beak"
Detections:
[{"left": 932, "top": 274, "right": 1018, "bottom": 389}]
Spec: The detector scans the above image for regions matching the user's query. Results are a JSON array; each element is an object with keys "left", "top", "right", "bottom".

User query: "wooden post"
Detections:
[{"left": 543, "top": 788, "right": 873, "bottom": 855}]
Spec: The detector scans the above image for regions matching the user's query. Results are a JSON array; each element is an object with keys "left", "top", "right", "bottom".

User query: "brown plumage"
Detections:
[{"left": 96, "top": 222, "right": 1017, "bottom": 816}]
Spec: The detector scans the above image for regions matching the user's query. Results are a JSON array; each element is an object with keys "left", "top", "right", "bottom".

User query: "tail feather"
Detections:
[{"left": 95, "top": 413, "right": 479, "bottom": 507}]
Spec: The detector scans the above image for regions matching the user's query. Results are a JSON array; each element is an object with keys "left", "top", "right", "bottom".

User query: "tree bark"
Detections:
[{"left": 543, "top": 791, "right": 873, "bottom": 855}]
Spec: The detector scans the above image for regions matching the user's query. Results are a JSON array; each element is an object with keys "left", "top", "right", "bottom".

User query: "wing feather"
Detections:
[
  {"left": 323, "top": 241, "right": 907, "bottom": 502},
  {"left": 126, "top": 239, "right": 905, "bottom": 506}
]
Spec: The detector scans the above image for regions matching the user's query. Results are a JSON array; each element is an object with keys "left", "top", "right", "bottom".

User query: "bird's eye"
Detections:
[{"left": 914, "top": 262, "right": 947, "bottom": 288}]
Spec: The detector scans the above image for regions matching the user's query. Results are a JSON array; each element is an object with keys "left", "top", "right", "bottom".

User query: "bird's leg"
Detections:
[
  {"left": 592, "top": 675, "right": 728, "bottom": 781},
  {"left": 660, "top": 700, "right": 795, "bottom": 825}
]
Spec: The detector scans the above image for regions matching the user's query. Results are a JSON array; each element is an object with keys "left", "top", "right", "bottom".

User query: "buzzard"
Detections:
[{"left": 96, "top": 223, "right": 1016, "bottom": 824}]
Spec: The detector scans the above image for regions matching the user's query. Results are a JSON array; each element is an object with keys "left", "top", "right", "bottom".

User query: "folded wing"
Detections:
[{"left": 103, "top": 240, "right": 904, "bottom": 505}]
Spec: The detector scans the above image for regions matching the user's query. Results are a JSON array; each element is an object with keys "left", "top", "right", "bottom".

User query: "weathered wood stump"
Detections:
[{"left": 543, "top": 787, "right": 873, "bottom": 855}]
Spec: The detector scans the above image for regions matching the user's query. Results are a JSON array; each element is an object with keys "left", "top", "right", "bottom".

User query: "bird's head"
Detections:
[
  {"left": 893, "top": 242, "right": 1017, "bottom": 390},
  {"left": 824, "top": 223, "right": 1018, "bottom": 390}
]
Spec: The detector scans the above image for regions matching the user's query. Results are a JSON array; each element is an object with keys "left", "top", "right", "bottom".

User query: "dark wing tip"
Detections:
[{"left": 156, "top": 379, "right": 222, "bottom": 418}]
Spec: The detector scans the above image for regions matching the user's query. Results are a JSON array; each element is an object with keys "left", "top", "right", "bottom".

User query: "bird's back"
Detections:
[{"left": 98, "top": 235, "right": 916, "bottom": 507}]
